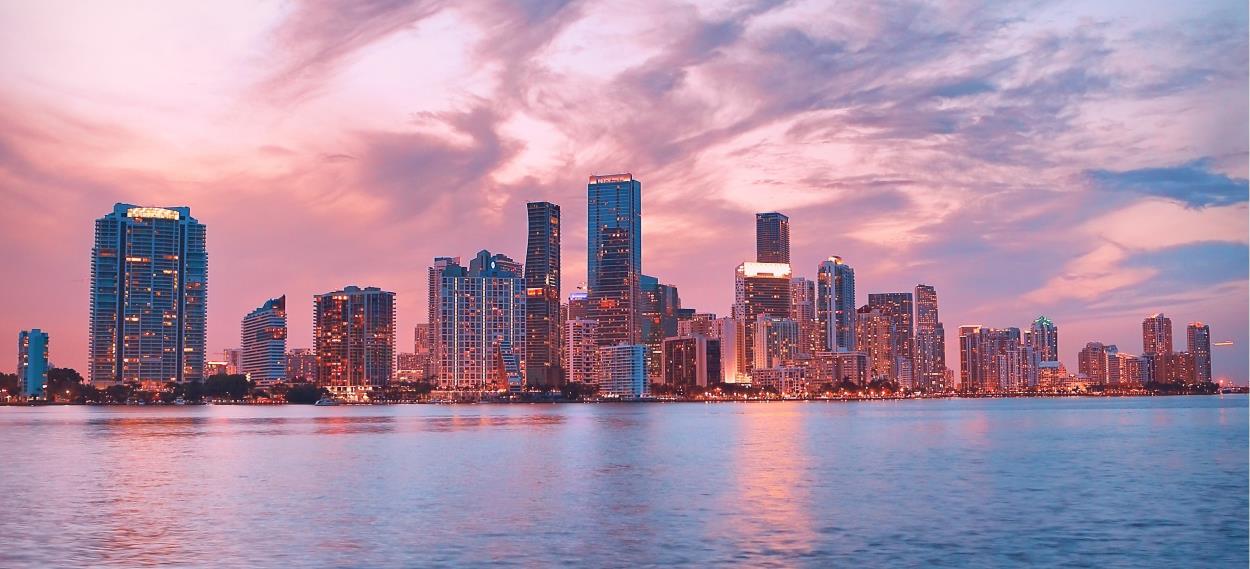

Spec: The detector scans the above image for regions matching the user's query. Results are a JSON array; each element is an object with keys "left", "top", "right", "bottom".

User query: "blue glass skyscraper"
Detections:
[
  {"left": 90, "top": 204, "right": 207, "bottom": 387},
  {"left": 586, "top": 174, "right": 641, "bottom": 293}
]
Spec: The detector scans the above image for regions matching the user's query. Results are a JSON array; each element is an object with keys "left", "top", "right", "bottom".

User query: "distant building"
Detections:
[
  {"left": 677, "top": 313, "right": 719, "bottom": 338},
  {"left": 810, "top": 351, "right": 869, "bottom": 386},
  {"left": 660, "top": 335, "right": 721, "bottom": 388},
  {"left": 1187, "top": 322, "right": 1212, "bottom": 383},
  {"left": 857, "top": 307, "right": 894, "bottom": 382},
  {"left": 525, "top": 201, "right": 562, "bottom": 387},
  {"left": 565, "top": 319, "right": 599, "bottom": 385},
  {"left": 641, "top": 275, "right": 681, "bottom": 381},
  {"left": 755, "top": 212, "right": 790, "bottom": 264},
  {"left": 433, "top": 252, "right": 526, "bottom": 391},
  {"left": 206, "top": 361, "right": 229, "bottom": 377},
  {"left": 314, "top": 286, "right": 395, "bottom": 390},
  {"left": 587, "top": 174, "right": 641, "bottom": 295},
  {"left": 1116, "top": 353, "right": 1143, "bottom": 386},
  {"left": 914, "top": 284, "right": 946, "bottom": 391},
  {"left": 284, "top": 348, "right": 317, "bottom": 382},
  {"left": 752, "top": 315, "right": 801, "bottom": 370},
  {"left": 395, "top": 353, "right": 424, "bottom": 382},
  {"left": 240, "top": 296, "right": 287, "bottom": 385},
  {"left": 1028, "top": 316, "right": 1059, "bottom": 362},
  {"left": 17, "top": 329, "right": 49, "bottom": 398},
  {"left": 1078, "top": 342, "right": 1115, "bottom": 385},
  {"left": 1164, "top": 352, "right": 1196, "bottom": 384},
  {"left": 959, "top": 325, "right": 987, "bottom": 392},
  {"left": 222, "top": 348, "right": 242, "bottom": 375},
  {"left": 412, "top": 323, "right": 434, "bottom": 381},
  {"left": 717, "top": 317, "right": 747, "bottom": 383},
  {"left": 734, "top": 262, "right": 792, "bottom": 375},
  {"left": 751, "top": 366, "right": 806, "bottom": 395},
  {"left": 1142, "top": 313, "right": 1173, "bottom": 382},
  {"left": 790, "top": 277, "right": 819, "bottom": 355},
  {"left": 866, "top": 293, "right": 915, "bottom": 387},
  {"left": 816, "top": 256, "right": 856, "bottom": 352},
  {"left": 427, "top": 256, "right": 460, "bottom": 381},
  {"left": 590, "top": 227, "right": 642, "bottom": 347},
  {"left": 90, "top": 204, "right": 207, "bottom": 387},
  {"left": 599, "top": 344, "right": 645, "bottom": 398}
]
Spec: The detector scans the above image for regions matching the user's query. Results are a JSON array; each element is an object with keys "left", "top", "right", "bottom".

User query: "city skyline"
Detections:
[{"left": 0, "top": 2, "right": 1247, "bottom": 384}]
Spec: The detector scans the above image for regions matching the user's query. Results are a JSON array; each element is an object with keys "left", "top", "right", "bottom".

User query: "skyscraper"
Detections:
[
  {"left": 857, "top": 306, "right": 893, "bottom": 381},
  {"left": 660, "top": 335, "right": 721, "bottom": 389},
  {"left": 816, "top": 256, "right": 856, "bottom": 352},
  {"left": 1187, "top": 322, "right": 1212, "bottom": 383},
  {"left": 1028, "top": 316, "right": 1059, "bottom": 362},
  {"left": 591, "top": 228, "right": 642, "bottom": 346},
  {"left": 587, "top": 174, "right": 641, "bottom": 293},
  {"left": 734, "top": 262, "right": 792, "bottom": 375},
  {"left": 240, "top": 296, "right": 287, "bottom": 385},
  {"left": 1142, "top": 313, "right": 1173, "bottom": 383},
  {"left": 90, "top": 204, "right": 207, "bottom": 387},
  {"left": 427, "top": 256, "right": 460, "bottom": 381},
  {"left": 314, "top": 286, "right": 395, "bottom": 390},
  {"left": 17, "top": 329, "right": 49, "bottom": 398},
  {"left": 958, "top": 325, "right": 984, "bottom": 392},
  {"left": 1078, "top": 342, "right": 1115, "bottom": 385},
  {"left": 433, "top": 251, "right": 526, "bottom": 391},
  {"left": 752, "top": 314, "right": 802, "bottom": 370},
  {"left": 525, "top": 201, "right": 561, "bottom": 387},
  {"left": 790, "top": 277, "right": 819, "bottom": 355},
  {"left": 867, "top": 292, "right": 915, "bottom": 387},
  {"left": 755, "top": 212, "right": 790, "bottom": 264},
  {"left": 914, "top": 284, "right": 947, "bottom": 391}
]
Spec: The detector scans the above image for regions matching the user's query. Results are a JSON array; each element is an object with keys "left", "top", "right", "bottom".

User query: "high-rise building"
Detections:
[
  {"left": 413, "top": 323, "right": 434, "bottom": 380},
  {"left": 982, "top": 327, "right": 1031, "bottom": 391},
  {"left": 752, "top": 314, "right": 802, "bottom": 370},
  {"left": 914, "top": 284, "right": 947, "bottom": 391},
  {"left": 1028, "top": 316, "right": 1059, "bottom": 362},
  {"left": 433, "top": 251, "right": 526, "bottom": 391},
  {"left": 734, "top": 262, "right": 792, "bottom": 375},
  {"left": 1078, "top": 342, "right": 1114, "bottom": 385},
  {"left": 717, "top": 317, "right": 746, "bottom": 383},
  {"left": 958, "top": 325, "right": 984, "bottom": 392},
  {"left": 660, "top": 335, "right": 721, "bottom": 389},
  {"left": 89, "top": 204, "right": 207, "bottom": 387},
  {"left": 567, "top": 289, "right": 589, "bottom": 320},
  {"left": 790, "top": 277, "right": 819, "bottom": 355},
  {"left": 755, "top": 212, "right": 790, "bottom": 264},
  {"left": 427, "top": 256, "right": 460, "bottom": 381},
  {"left": 285, "top": 348, "right": 317, "bottom": 382},
  {"left": 751, "top": 366, "right": 806, "bottom": 395},
  {"left": 1142, "top": 313, "right": 1174, "bottom": 356},
  {"left": 222, "top": 348, "right": 242, "bottom": 375},
  {"left": 1116, "top": 353, "right": 1144, "bottom": 386},
  {"left": 1164, "top": 351, "right": 1196, "bottom": 384},
  {"left": 1187, "top": 322, "right": 1212, "bottom": 383},
  {"left": 598, "top": 343, "right": 646, "bottom": 398},
  {"left": 240, "top": 296, "right": 287, "bottom": 385},
  {"left": 525, "top": 201, "right": 561, "bottom": 387},
  {"left": 314, "top": 286, "right": 395, "bottom": 390},
  {"left": 591, "top": 228, "right": 642, "bottom": 347},
  {"left": 587, "top": 174, "right": 641, "bottom": 293},
  {"left": 17, "top": 329, "right": 49, "bottom": 398},
  {"left": 565, "top": 319, "right": 598, "bottom": 385},
  {"left": 856, "top": 307, "right": 894, "bottom": 381},
  {"left": 641, "top": 275, "right": 681, "bottom": 380},
  {"left": 866, "top": 293, "right": 916, "bottom": 387},
  {"left": 816, "top": 256, "right": 856, "bottom": 352}
]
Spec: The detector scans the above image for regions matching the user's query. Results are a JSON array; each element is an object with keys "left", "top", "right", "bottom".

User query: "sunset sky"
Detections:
[{"left": 1, "top": 1, "right": 1246, "bottom": 382}]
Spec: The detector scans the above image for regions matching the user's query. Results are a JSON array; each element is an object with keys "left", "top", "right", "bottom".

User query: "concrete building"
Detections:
[
  {"left": 1187, "top": 322, "right": 1212, "bottom": 383},
  {"left": 285, "top": 348, "right": 317, "bottom": 382},
  {"left": 565, "top": 319, "right": 598, "bottom": 385},
  {"left": 314, "top": 286, "right": 396, "bottom": 390},
  {"left": 755, "top": 212, "right": 790, "bottom": 264},
  {"left": 816, "top": 256, "right": 856, "bottom": 352},
  {"left": 525, "top": 201, "right": 562, "bottom": 387},
  {"left": 914, "top": 284, "right": 946, "bottom": 391},
  {"left": 432, "top": 252, "right": 526, "bottom": 391},
  {"left": 660, "top": 335, "right": 721, "bottom": 389},
  {"left": 734, "top": 262, "right": 792, "bottom": 376},
  {"left": 866, "top": 293, "right": 915, "bottom": 387}
]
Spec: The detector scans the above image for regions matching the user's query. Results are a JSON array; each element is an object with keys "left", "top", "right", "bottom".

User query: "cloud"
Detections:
[{"left": 1085, "top": 159, "right": 1250, "bottom": 208}]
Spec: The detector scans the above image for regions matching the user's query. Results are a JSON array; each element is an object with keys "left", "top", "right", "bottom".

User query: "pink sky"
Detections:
[{"left": 1, "top": 1, "right": 1247, "bottom": 382}]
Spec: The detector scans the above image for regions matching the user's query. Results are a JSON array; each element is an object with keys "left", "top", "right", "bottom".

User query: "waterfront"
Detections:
[{"left": 0, "top": 396, "right": 1244, "bottom": 568}]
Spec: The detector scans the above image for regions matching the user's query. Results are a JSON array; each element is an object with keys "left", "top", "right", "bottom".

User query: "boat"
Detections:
[
  {"left": 173, "top": 398, "right": 186, "bottom": 406},
  {"left": 314, "top": 397, "right": 339, "bottom": 406}
]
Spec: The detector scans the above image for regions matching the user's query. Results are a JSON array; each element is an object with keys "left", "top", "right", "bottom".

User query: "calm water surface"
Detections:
[{"left": 0, "top": 396, "right": 1245, "bottom": 568}]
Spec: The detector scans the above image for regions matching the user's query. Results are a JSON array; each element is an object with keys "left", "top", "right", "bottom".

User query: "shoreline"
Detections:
[{"left": 4, "top": 390, "right": 1243, "bottom": 407}]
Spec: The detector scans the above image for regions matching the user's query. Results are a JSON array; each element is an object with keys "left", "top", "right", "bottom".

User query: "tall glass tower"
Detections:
[
  {"left": 755, "top": 212, "right": 790, "bottom": 264},
  {"left": 586, "top": 174, "right": 641, "bottom": 293},
  {"left": 816, "top": 256, "right": 856, "bottom": 352},
  {"left": 241, "top": 295, "right": 287, "bottom": 384},
  {"left": 90, "top": 204, "right": 207, "bottom": 387},
  {"left": 525, "top": 202, "right": 561, "bottom": 387}
]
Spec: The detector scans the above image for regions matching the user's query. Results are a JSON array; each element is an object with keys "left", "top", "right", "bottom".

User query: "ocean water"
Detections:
[{"left": 0, "top": 396, "right": 1245, "bottom": 568}]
